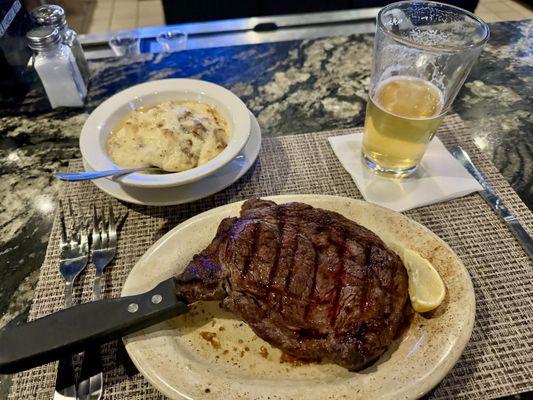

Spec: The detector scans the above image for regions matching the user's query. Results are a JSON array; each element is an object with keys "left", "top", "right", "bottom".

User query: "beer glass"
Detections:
[{"left": 363, "top": 1, "right": 489, "bottom": 176}]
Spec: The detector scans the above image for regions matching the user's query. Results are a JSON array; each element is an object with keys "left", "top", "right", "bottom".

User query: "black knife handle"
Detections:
[{"left": 0, "top": 278, "right": 188, "bottom": 374}]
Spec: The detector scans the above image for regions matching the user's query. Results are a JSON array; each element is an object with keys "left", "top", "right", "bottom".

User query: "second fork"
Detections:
[
  {"left": 78, "top": 203, "right": 118, "bottom": 400},
  {"left": 90, "top": 203, "right": 117, "bottom": 300}
]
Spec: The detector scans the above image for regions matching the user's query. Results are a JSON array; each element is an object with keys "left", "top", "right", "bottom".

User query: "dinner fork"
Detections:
[
  {"left": 78, "top": 203, "right": 118, "bottom": 400},
  {"left": 55, "top": 201, "right": 89, "bottom": 400}
]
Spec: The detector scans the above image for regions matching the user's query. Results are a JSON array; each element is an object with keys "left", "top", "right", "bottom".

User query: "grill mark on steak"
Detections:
[
  {"left": 267, "top": 207, "right": 284, "bottom": 287},
  {"left": 240, "top": 222, "right": 260, "bottom": 278},
  {"left": 329, "top": 226, "right": 346, "bottom": 327},
  {"left": 303, "top": 243, "right": 320, "bottom": 321},
  {"left": 360, "top": 244, "right": 372, "bottom": 314},
  {"left": 283, "top": 225, "right": 300, "bottom": 293}
]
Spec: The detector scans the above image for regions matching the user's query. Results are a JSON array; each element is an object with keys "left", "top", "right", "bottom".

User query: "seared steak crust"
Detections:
[{"left": 176, "top": 199, "right": 409, "bottom": 370}]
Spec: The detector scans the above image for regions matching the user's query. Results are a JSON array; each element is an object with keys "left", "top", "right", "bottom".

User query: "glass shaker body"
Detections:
[
  {"left": 32, "top": 42, "right": 87, "bottom": 108},
  {"left": 60, "top": 26, "right": 90, "bottom": 85}
]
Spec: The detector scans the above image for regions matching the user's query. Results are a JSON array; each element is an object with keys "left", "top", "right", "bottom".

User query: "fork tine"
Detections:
[
  {"left": 80, "top": 219, "right": 91, "bottom": 245},
  {"left": 108, "top": 202, "right": 116, "bottom": 234},
  {"left": 101, "top": 205, "right": 107, "bottom": 229},
  {"left": 59, "top": 200, "right": 67, "bottom": 244},
  {"left": 68, "top": 202, "right": 79, "bottom": 245},
  {"left": 101, "top": 205, "right": 108, "bottom": 247},
  {"left": 63, "top": 198, "right": 74, "bottom": 232},
  {"left": 92, "top": 204, "right": 100, "bottom": 248},
  {"left": 92, "top": 204, "right": 98, "bottom": 231},
  {"left": 80, "top": 223, "right": 89, "bottom": 253},
  {"left": 108, "top": 202, "right": 117, "bottom": 248},
  {"left": 71, "top": 224, "right": 80, "bottom": 246}
]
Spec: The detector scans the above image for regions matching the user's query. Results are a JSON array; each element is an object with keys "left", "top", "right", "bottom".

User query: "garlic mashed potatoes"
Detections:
[{"left": 107, "top": 100, "right": 230, "bottom": 172}]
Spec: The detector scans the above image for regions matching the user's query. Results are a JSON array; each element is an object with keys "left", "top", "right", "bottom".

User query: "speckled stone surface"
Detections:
[{"left": 0, "top": 19, "right": 531, "bottom": 397}]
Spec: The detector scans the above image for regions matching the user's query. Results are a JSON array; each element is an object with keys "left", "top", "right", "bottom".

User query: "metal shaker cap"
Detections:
[
  {"left": 31, "top": 5, "right": 67, "bottom": 31},
  {"left": 26, "top": 26, "right": 62, "bottom": 51}
]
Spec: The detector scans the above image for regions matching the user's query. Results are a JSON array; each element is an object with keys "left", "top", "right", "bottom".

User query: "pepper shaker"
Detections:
[
  {"left": 27, "top": 26, "right": 87, "bottom": 108},
  {"left": 31, "top": 5, "right": 90, "bottom": 85}
]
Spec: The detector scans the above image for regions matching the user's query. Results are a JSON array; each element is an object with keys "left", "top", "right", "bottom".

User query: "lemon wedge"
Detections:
[{"left": 400, "top": 248, "right": 446, "bottom": 313}]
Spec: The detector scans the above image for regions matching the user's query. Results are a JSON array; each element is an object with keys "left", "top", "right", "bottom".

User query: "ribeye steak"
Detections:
[{"left": 175, "top": 198, "right": 409, "bottom": 370}]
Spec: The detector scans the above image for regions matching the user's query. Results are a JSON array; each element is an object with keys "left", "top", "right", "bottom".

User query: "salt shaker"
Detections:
[
  {"left": 31, "top": 5, "right": 90, "bottom": 85},
  {"left": 27, "top": 26, "right": 87, "bottom": 108}
]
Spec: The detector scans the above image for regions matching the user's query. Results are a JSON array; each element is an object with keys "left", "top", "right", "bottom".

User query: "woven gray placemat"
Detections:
[{"left": 8, "top": 114, "right": 533, "bottom": 400}]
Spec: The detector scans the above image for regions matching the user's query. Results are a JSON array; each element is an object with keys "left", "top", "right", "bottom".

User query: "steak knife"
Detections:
[
  {"left": 450, "top": 145, "right": 533, "bottom": 261},
  {"left": 0, "top": 278, "right": 188, "bottom": 374}
]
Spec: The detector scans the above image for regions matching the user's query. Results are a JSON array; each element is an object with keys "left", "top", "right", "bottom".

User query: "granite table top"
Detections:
[{"left": 0, "top": 19, "right": 531, "bottom": 399}]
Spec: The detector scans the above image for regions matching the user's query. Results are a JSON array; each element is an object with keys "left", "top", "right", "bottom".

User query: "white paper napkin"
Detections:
[{"left": 328, "top": 134, "right": 482, "bottom": 212}]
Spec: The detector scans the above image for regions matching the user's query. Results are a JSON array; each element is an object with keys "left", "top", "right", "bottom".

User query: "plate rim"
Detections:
[{"left": 122, "top": 195, "right": 475, "bottom": 400}]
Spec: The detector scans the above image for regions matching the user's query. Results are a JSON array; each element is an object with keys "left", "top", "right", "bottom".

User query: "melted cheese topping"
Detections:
[{"left": 106, "top": 100, "right": 230, "bottom": 172}]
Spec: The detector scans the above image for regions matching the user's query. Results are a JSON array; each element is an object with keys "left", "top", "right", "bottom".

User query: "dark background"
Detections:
[{"left": 162, "top": 0, "right": 480, "bottom": 24}]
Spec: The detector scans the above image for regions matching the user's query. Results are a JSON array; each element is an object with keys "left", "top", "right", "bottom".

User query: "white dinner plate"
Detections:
[
  {"left": 83, "top": 112, "right": 261, "bottom": 206},
  {"left": 122, "top": 195, "right": 475, "bottom": 400}
]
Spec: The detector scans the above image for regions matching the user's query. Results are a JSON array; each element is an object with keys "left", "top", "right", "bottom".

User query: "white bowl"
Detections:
[{"left": 80, "top": 79, "right": 251, "bottom": 188}]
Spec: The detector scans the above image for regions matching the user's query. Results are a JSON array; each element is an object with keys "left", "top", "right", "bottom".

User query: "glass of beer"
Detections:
[{"left": 363, "top": 1, "right": 489, "bottom": 176}]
